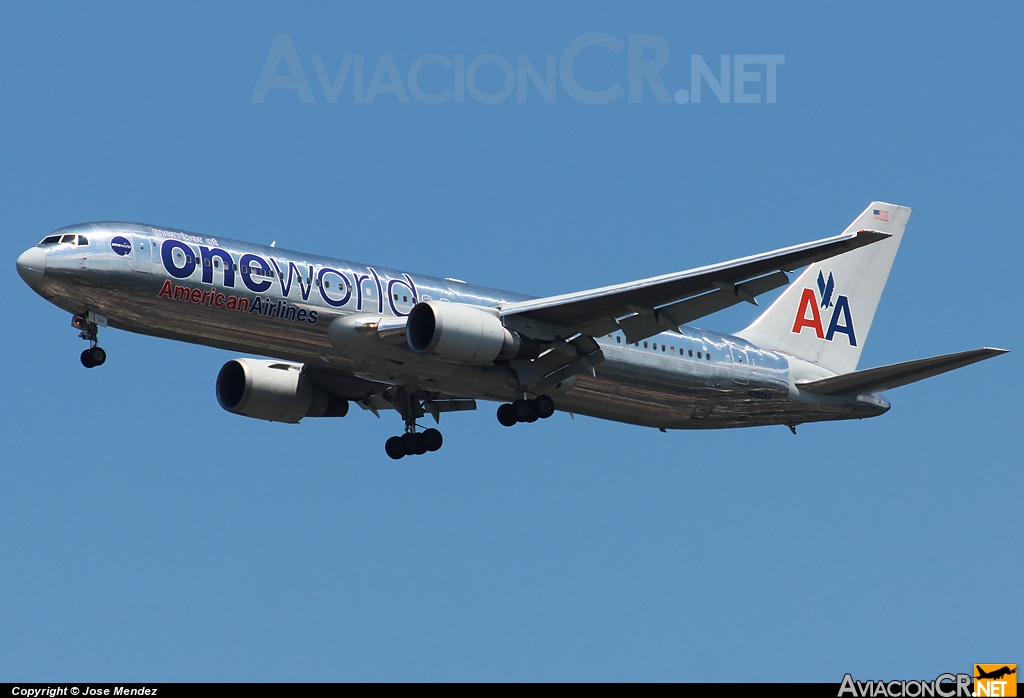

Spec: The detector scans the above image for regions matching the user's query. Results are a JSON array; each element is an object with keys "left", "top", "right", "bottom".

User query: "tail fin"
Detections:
[{"left": 737, "top": 202, "right": 911, "bottom": 374}]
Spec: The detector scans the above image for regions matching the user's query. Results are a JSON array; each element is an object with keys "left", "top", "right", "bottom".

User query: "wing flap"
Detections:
[
  {"left": 617, "top": 271, "right": 790, "bottom": 343},
  {"left": 796, "top": 348, "right": 1008, "bottom": 396}
]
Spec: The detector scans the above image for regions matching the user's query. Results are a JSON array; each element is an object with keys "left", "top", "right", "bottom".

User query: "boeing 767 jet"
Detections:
[{"left": 16, "top": 202, "right": 1006, "bottom": 458}]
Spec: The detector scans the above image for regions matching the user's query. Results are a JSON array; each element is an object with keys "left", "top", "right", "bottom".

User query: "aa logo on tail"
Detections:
[{"left": 791, "top": 270, "right": 857, "bottom": 346}]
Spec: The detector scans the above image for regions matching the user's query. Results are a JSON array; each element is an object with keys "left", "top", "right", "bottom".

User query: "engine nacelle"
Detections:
[
  {"left": 216, "top": 358, "right": 349, "bottom": 423},
  {"left": 407, "top": 301, "right": 529, "bottom": 364}
]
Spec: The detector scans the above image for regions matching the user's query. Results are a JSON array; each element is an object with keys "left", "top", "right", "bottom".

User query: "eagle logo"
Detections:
[{"left": 817, "top": 270, "right": 835, "bottom": 309}]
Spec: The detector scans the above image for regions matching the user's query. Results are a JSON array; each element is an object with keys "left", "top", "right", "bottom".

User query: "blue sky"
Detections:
[{"left": 2, "top": 1, "right": 1021, "bottom": 682}]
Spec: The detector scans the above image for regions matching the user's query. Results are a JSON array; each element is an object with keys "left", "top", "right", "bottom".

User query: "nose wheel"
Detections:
[
  {"left": 72, "top": 314, "right": 107, "bottom": 368},
  {"left": 81, "top": 346, "right": 107, "bottom": 368}
]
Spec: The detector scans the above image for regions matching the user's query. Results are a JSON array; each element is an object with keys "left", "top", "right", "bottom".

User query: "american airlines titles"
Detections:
[{"left": 155, "top": 238, "right": 419, "bottom": 325}]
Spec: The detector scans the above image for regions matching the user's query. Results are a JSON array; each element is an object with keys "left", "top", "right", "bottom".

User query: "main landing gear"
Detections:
[
  {"left": 384, "top": 388, "right": 445, "bottom": 460},
  {"left": 385, "top": 428, "right": 444, "bottom": 460},
  {"left": 496, "top": 395, "right": 555, "bottom": 427},
  {"left": 72, "top": 314, "right": 106, "bottom": 368}
]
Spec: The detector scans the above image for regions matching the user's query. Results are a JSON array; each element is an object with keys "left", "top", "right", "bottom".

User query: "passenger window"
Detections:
[
  {"left": 707, "top": 353, "right": 712, "bottom": 361},
  {"left": 688, "top": 349, "right": 693, "bottom": 357},
  {"left": 643, "top": 341, "right": 648, "bottom": 348},
  {"left": 616, "top": 336, "right": 621, "bottom": 344},
  {"left": 697, "top": 352, "right": 702, "bottom": 359},
  {"left": 661, "top": 345, "right": 666, "bottom": 352}
]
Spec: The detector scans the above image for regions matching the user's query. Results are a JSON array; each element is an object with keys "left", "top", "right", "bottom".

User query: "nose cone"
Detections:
[{"left": 16, "top": 247, "right": 46, "bottom": 287}]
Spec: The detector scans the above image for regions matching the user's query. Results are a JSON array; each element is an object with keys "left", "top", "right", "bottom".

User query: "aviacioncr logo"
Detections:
[{"left": 791, "top": 270, "right": 857, "bottom": 346}]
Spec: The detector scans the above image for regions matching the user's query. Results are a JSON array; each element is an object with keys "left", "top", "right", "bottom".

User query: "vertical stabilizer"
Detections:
[{"left": 737, "top": 202, "right": 911, "bottom": 375}]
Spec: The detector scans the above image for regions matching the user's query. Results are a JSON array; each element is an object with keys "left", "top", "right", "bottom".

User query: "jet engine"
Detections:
[
  {"left": 406, "top": 301, "right": 538, "bottom": 364},
  {"left": 215, "top": 358, "right": 349, "bottom": 423}
]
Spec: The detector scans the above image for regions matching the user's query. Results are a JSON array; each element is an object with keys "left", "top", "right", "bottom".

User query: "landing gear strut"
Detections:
[
  {"left": 72, "top": 314, "right": 106, "bottom": 368},
  {"left": 497, "top": 394, "right": 555, "bottom": 427}
]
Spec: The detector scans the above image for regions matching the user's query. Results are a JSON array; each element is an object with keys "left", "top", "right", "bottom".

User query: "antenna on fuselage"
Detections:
[{"left": 270, "top": 241, "right": 276, "bottom": 247}]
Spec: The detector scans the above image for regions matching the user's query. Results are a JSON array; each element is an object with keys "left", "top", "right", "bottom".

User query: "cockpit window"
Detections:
[
  {"left": 77, "top": 235, "right": 89, "bottom": 246},
  {"left": 40, "top": 235, "right": 61, "bottom": 245},
  {"left": 60, "top": 234, "right": 76, "bottom": 243}
]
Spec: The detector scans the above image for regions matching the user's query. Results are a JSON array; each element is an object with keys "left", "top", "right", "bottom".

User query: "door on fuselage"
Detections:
[{"left": 131, "top": 235, "right": 157, "bottom": 273}]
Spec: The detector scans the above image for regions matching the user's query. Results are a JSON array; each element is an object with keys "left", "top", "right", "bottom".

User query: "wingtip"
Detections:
[{"left": 854, "top": 229, "right": 892, "bottom": 239}]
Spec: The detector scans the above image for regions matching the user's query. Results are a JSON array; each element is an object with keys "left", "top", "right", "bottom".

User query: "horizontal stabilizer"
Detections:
[{"left": 796, "top": 348, "right": 1008, "bottom": 396}]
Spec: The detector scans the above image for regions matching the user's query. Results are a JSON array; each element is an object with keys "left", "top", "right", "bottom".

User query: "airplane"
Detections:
[
  {"left": 15, "top": 202, "right": 1007, "bottom": 459},
  {"left": 975, "top": 666, "right": 1016, "bottom": 681}
]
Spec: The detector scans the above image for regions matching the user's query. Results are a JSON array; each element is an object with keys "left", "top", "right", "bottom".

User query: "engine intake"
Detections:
[
  {"left": 407, "top": 301, "right": 537, "bottom": 364},
  {"left": 216, "top": 358, "right": 349, "bottom": 423}
]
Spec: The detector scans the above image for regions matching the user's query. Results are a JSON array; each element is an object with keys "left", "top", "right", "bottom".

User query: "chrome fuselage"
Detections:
[{"left": 17, "top": 222, "right": 890, "bottom": 429}]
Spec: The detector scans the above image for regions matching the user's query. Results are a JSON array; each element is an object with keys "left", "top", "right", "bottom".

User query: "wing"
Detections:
[
  {"left": 498, "top": 229, "right": 888, "bottom": 343},
  {"left": 304, "top": 363, "right": 477, "bottom": 421},
  {"left": 796, "top": 348, "right": 1008, "bottom": 396}
]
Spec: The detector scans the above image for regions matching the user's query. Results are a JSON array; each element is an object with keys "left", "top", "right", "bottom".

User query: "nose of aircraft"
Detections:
[{"left": 16, "top": 246, "right": 46, "bottom": 287}]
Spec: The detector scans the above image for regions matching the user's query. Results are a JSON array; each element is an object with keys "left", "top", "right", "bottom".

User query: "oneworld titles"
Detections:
[{"left": 252, "top": 33, "right": 783, "bottom": 105}]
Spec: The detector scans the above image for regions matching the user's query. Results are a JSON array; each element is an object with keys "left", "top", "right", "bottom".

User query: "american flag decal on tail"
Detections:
[{"left": 873, "top": 209, "right": 889, "bottom": 222}]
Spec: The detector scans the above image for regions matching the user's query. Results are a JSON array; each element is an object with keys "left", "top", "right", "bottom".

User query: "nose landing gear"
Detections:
[{"left": 72, "top": 313, "right": 106, "bottom": 368}]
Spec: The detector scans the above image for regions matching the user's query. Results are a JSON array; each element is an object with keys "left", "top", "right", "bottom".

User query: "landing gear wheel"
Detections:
[
  {"left": 413, "top": 433, "right": 428, "bottom": 455},
  {"left": 535, "top": 395, "right": 555, "bottom": 419},
  {"left": 524, "top": 402, "right": 539, "bottom": 423},
  {"left": 385, "top": 436, "right": 405, "bottom": 460},
  {"left": 80, "top": 347, "right": 105, "bottom": 368},
  {"left": 497, "top": 403, "right": 517, "bottom": 427},
  {"left": 512, "top": 399, "right": 533, "bottom": 422},
  {"left": 400, "top": 433, "right": 419, "bottom": 456},
  {"left": 423, "top": 428, "right": 443, "bottom": 452}
]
